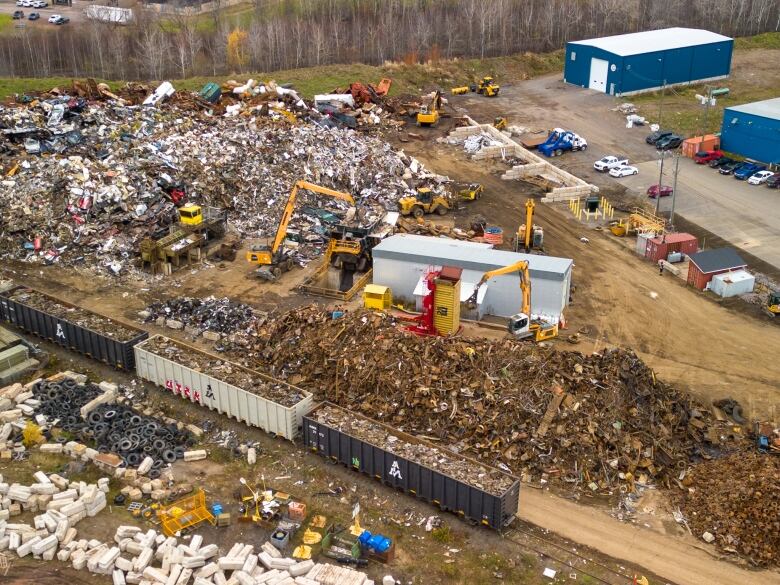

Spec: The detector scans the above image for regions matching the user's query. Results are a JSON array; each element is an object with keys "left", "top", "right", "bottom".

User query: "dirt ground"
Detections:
[{"left": 2, "top": 64, "right": 780, "bottom": 584}]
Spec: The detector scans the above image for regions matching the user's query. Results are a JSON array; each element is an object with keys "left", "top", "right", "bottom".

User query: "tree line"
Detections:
[{"left": 0, "top": 0, "right": 778, "bottom": 81}]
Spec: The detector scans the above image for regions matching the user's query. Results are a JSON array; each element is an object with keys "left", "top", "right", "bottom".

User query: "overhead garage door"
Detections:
[{"left": 588, "top": 58, "right": 609, "bottom": 92}]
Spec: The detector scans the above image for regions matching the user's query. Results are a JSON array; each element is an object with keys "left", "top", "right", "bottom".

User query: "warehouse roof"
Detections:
[
  {"left": 725, "top": 97, "right": 780, "bottom": 120},
  {"left": 569, "top": 28, "right": 732, "bottom": 57},
  {"left": 372, "top": 234, "right": 573, "bottom": 278},
  {"left": 688, "top": 248, "right": 746, "bottom": 274}
]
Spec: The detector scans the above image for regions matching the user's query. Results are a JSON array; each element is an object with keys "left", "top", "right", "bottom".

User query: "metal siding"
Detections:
[
  {"left": 133, "top": 339, "right": 312, "bottom": 440},
  {"left": 622, "top": 51, "right": 664, "bottom": 93},
  {"left": 692, "top": 41, "right": 732, "bottom": 80},
  {"left": 721, "top": 109, "right": 780, "bottom": 165},
  {"left": 662, "top": 47, "right": 694, "bottom": 85},
  {"left": 564, "top": 43, "right": 589, "bottom": 86}
]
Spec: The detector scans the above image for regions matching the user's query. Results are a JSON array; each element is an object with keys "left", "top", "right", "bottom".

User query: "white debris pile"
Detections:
[
  {"left": 1, "top": 515, "right": 379, "bottom": 585},
  {"left": 0, "top": 97, "right": 440, "bottom": 276},
  {"left": 0, "top": 472, "right": 108, "bottom": 553},
  {"left": 447, "top": 132, "right": 503, "bottom": 154}
]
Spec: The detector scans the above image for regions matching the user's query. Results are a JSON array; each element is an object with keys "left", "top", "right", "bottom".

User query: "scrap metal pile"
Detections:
[
  {"left": 142, "top": 336, "right": 306, "bottom": 407},
  {"left": 311, "top": 403, "right": 516, "bottom": 496},
  {"left": 0, "top": 83, "right": 442, "bottom": 276},
  {"left": 677, "top": 452, "right": 780, "bottom": 567},
  {"left": 237, "top": 307, "right": 744, "bottom": 492},
  {"left": 141, "top": 296, "right": 266, "bottom": 335},
  {"left": 5, "top": 287, "right": 139, "bottom": 341}
]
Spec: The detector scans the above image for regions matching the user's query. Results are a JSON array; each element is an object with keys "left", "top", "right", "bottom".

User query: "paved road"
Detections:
[
  {"left": 620, "top": 157, "right": 780, "bottom": 270},
  {"left": 465, "top": 73, "right": 780, "bottom": 273},
  {"left": 0, "top": 0, "right": 87, "bottom": 24}
]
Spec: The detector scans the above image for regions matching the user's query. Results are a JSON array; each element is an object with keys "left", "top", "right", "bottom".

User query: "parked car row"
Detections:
[
  {"left": 16, "top": 0, "right": 48, "bottom": 7},
  {"left": 593, "top": 155, "right": 638, "bottom": 178},
  {"left": 646, "top": 129, "right": 684, "bottom": 150},
  {"left": 12, "top": 10, "right": 42, "bottom": 19},
  {"left": 703, "top": 151, "right": 778, "bottom": 186}
]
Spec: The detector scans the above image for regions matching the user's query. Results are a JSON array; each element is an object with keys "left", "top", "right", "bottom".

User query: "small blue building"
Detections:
[
  {"left": 564, "top": 28, "right": 733, "bottom": 96},
  {"left": 721, "top": 98, "right": 780, "bottom": 165}
]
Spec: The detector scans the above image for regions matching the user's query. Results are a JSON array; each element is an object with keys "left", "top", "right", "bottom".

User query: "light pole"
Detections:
[
  {"left": 669, "top": 153, "right": 681, "bottom": 230},
  {"left": 655, "top": 151, "right": 667, "bottom": 216}
]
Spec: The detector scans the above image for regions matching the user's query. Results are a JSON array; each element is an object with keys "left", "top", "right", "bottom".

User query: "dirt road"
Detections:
[{"left": 519, "top": 489, "right": 780, "bottom": 585}]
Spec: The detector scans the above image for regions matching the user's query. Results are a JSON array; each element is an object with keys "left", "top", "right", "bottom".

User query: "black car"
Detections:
[
  {"left": 766, "top": 173, "right": 780, "bottom": 189},
  {"left": 708, "top": 156, "right": 733, "bottom": 168},
  {"left": 656, "top": 134, "right": 683, "bottom": 150},
  {"left": 12, "top": 10, "right": 24, "bottom": 18},
  {"left": 28, "top": 11, "right": 39, "bottom": 19},
  {"left": 646, "top": 130, "right": 672, "bottom": 145},
  {"left": 719, "top": 160, "right": 743, "bottom": 175}
]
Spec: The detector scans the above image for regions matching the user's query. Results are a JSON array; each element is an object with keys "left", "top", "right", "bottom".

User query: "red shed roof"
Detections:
[{"left": 649, "top": 233, "right": 696, "bottom": 245}]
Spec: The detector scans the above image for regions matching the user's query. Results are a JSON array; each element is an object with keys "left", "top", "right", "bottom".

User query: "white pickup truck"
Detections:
[{"left": 593, "top": 155, "right": 629, "bottom": 172}]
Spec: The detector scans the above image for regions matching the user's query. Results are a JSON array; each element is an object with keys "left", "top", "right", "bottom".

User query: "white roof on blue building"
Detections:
[
  {"left": 726, "top": 97, "right": 780, "bottom": 121},
  {"left": 569, "top": 28, "right": 732, "bottom": 57}
]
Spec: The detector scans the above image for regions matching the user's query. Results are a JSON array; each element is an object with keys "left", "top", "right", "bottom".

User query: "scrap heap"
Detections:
[
  {"left": 0, "top": 84, "right": 442, "bottom": 275},
  {"left": 229, "top": 307, "right": 744, "bottom": 492},
  {"left": 677, "top": 452, "right": 780, "bottom": 567},
  {"left": 141, "top": 296, "right": 266, "bottom": 336}
]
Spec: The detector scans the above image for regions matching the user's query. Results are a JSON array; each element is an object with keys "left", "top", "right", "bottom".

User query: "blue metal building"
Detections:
[
  {"left": 721, "top": 98, "right": 780, "bottom": 165},
  {"left": 564, "top": 28, "right": 733, "bottom": 96}
]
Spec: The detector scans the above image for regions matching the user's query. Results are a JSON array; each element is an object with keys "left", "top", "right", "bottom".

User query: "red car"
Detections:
[
  {"left": 647, "top": 184, "right": 673, "bottom": 198},
  {"left": 694, "top": 149, "right": 724, "bottom": 164}
]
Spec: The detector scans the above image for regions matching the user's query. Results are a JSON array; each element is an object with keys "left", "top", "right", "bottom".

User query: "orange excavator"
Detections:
[{"left": 246, "top": 181, "right": 355, "bottom": 280}]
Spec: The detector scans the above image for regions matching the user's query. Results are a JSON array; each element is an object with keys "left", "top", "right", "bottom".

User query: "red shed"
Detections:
[
  {"left": 687, "top": 248, "right": 747, "bottom": 290},
  {"left": 645, "top": 233, "right": 698, "bottom": 263}
]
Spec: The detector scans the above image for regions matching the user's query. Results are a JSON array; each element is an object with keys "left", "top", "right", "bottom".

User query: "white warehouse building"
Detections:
[{"left": 371, "top": 234, "right": 573, "bottom": 323}]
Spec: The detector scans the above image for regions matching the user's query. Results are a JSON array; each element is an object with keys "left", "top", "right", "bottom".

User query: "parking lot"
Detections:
[
  {"left": 619, "top": 156, "right": 780, "bottom": 272},
  {"left": 1, "top": 0, "right": 86, "bottom": 24}
]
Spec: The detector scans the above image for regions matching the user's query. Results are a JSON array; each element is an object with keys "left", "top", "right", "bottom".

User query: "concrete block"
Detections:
[
  {"left": 42, "top": 546, "right": 56, "bottom": 561},
  {"left": 255, "top": 570, "right": 281, "bottom": 584},
  {"left": 143, "top": 566, "right": 170, "bottom": 583},
  {"left": 165, "top": 564, "right": 183, "bottom": 585},
  {"left": 62, "top": 527, "right": 78, "bottom": 546},
  {"left": 176, "top": 568, "right": 193, "bottom": 585},
  {"left": 166, "top": 319, "right": 184, "bottom": 330},
  {"left": 0, "top": 536, "right": 10, "bottom": 551},
  {"left": 213, "top": 572, "right": 227, "bottom": 585},
  {"left": 41, "top": 512, "right": 57, "bottom": 532},
  {"left": 237, "top": 544, "right": 254, "bottom": 559},
  {"left": 261, "top": 542, "right": 282, "bottom": 559},
  {"left": 114, "top": 569, "right": 128, "bottom": 585},
  {"left": 39, "top": 443, "right": 64, "bottom": 453},
  {"left": 185, "top": 424, "right": 203, "bottom": 438},
  {"left": 116, "top": 525, "right": 142, "bottom": 539},
  {"left": 293, "top": 578, "right": 320, "bottom": 585},
  {"left": 194, "top": 579, "right": 215, "bottom": 585},
  {"left": 183, "top": 555, "right": 206, "bottom": 569},
  {"left": 125, "top": 540, "right": 144, "bottom": 556},
  {"left": 241, "top": 554, "right": 257, "bottom": 574},
  {"left": 55, "top": 518, "right": 69, "bottom": 540},
  {"left": 33, "top": 471, "right": 51, "bottom": 484},
  {"left": 71, "top": 549, "right": 89, "bottom": 569},
  {"left": 138, "top": 457, "right": 154, "bottom": 475},
  {"left": 134, "top": 546, "right": 154, "bottom": 571},
  {"left": 288, "top": 560, "right": 314, "bottom": 578},
  {"left": 16, "top": 535, "right": 41, "bottom": 557},
  {"left": 258, "top": 551, "right": 274, "bottom": 570},
  {"left": 218, "top": 557, "right": 244, "bottom": 571},
  {"left": 98, "top": 546, "right": 122, "bottom": 570},
  {"left": 196, "top": 562, "right": 219, "bottom": 579},
  {"left": 183, "top": 450, "right": 207, "bottom": 462},
  {"left": 233, "top": 571, "right": 255, "bottom": 585},
  {"left": 268, "top": 558, "right": 295, "bottom": 571},
  {"left": 247, "top": 448, "right": 256, "bottom": 465},
  {"left": 116, "top": 556, "right": 134, "bottom": 572},
  {"left": 199, "top": 543, "right": 219, "bottom": 559},
  {"left": 57, "top": 548, "right": 72, "bottom": 561},
  {"left": 126, "top": 572, "right": 143, "bottom": 585}
]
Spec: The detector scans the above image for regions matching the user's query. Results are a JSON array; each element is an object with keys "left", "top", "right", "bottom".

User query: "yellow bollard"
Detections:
[{"left": 610, "top": 207, "right": 615, "bottom": 219}]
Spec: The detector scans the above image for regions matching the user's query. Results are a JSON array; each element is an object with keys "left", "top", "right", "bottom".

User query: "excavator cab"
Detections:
[
  {"left": 768, "top": 291, "right": 780, "bottom": 316},
  {"left": 178, "top": 204, "right": 203, "bottom": 226},
  {"left": 477, "top": 77, "right": 500, "bottom": 97},
  {"left": 416, "top": 90, "right": 442, "bottom": 127},
  {"left": 507, "top": 313, "right": 531, "bottom": 338}
]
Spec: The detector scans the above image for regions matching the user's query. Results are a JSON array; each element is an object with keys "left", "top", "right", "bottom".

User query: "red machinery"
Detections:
[{"left": 403, "top": 267, "right": 440, "bottom": 337}]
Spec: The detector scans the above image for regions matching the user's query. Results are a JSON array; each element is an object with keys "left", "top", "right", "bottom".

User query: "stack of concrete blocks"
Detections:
[
  {"left": 447, "top": 119, "right": 599, "bottom": 200},
  {"left": 0, "top": 472, "right": 109, "bottom": 558},
  {"left": 78, "top": 527, "right": 377, "bottom": 585}
]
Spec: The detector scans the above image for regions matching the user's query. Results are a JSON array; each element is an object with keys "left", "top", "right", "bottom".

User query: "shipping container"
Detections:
[
  {"left": 645, "top": 233, "right": 698, "bottom": 263},
  {"left": 710, "top": 270, "right": 755, "bottom": 298},
  {"left": 134, "top": 335, "right": 313, "bottom": 440},
  {"left": 303, "top": 403, "right": 520, "bottom": 530},
  {"left": 682, "top": 135, "right": 720, "bottom": 158},
  {"left": 0, "top": 286, "right": 147, "bottom": 370}
]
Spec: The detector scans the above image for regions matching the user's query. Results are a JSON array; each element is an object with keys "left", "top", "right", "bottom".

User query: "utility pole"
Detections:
[
  {"left": 669, "top": 153, "right": 681, "bottom": 230},
  {"left": 655, "top": 151, "right": 666, "bottom": 216},
  {"left": 657, "top": 79, "right": 667, "bottom": 128}
]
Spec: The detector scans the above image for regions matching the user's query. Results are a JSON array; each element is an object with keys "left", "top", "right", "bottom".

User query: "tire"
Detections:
[
  {"left": 285, "top": 258, "right": 294, "bottom": 272},
  {"left": 412, "top": 206, "right": 424, "bottom": 218},
  {"left": 435, "top": 205, "right": 448, "bottom": 216},
  {"left": 162, "top": 450, "right": 176, "bottom": 463},
  {"left": 272, "top": 266, "right": 281, "bottom": 278},
  {"left": 633, "top": 170, "right": 638, "bottom": 175},
  {"left": 555, "top": 149, "right": 563, "bottom": 157},
  {"left": 581, "top": 144, "right": 587, "bottom": 151}
]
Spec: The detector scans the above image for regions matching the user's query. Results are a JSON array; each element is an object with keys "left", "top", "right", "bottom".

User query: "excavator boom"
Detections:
[{"left": 466, "top": 260, "right": 530, "bottom": 316}]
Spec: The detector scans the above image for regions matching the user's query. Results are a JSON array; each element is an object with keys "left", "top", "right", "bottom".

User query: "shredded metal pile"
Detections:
[
  {"left": 142, "top": 296, "right": 266, "bottom": 335},
  {"left": 312, "top": 404, "right": 516, "bottom": 496},
  {"left": 678, "top": 452, "right": 780, "bottom": 567},
  {"left": 0, "top": 90, "right": 446, "bottom": 276},
  {"left": 142, "top": 335, "right": 307, "bottom": 407},
  {"left": 5, "top": 287, "right": 140, "bottom": 341},
  {"left": 232, "top": 307, "right": 744, "bottom": 491}
]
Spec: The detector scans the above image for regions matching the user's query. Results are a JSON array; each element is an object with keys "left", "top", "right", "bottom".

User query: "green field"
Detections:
[{"left": 0, "top": 13, "right": 13, "bottom": 33}]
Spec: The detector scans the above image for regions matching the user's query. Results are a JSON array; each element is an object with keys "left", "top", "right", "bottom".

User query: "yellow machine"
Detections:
[
  {"left": 178, "top": 204, "right": 203, "bottom": 226},
  {"left": 516, "top": 199, "right": 544, "bottom": 252},
  {"left": 768, "top": 291, "right": 780, "bottom": 316},
  {"left": 458, "top": 183, "right": 484, "bottom": 201},
  {"left": 451, "top": 86, "right": 469, "bottom": 95},
  {"left": 466, "top": 260, "right": 558, "bottom": 342},
  {"left": 398, "top": 187, "right": 452, "bottom": 218},
  {"left": 477, "top": 76, "right": 500, "bottom": 97},
  {"left": 416, "top": 90, "right": 442, "bottom": 127},
  {"left": 246, "top": 181, "right": 355, "bottom": 280},
  {"left": 493, "top": 117, "right": 508, "bottom": 130}
]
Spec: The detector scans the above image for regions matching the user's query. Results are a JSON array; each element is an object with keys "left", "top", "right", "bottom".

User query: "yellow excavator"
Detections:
[
  {"left": 466, "top": 260, "right": 558, "bottom": 342},
  {"left": 475, "top": 76, "right": 500, "bottom": 97},
  {"left": 398, "top": 187, "right": 453, "bottom": 217},
  {"left": 768, "top": 291, "right": 780, "bottom": 316},
  {"left": 516, "top": 199, "right": 544, "bottom": 252},
  {"left": 246, "top": 181, "right": 355, "bottom": 280},
  {"left": 416, "top": 90, "right": 442, "bottom": 127}
]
